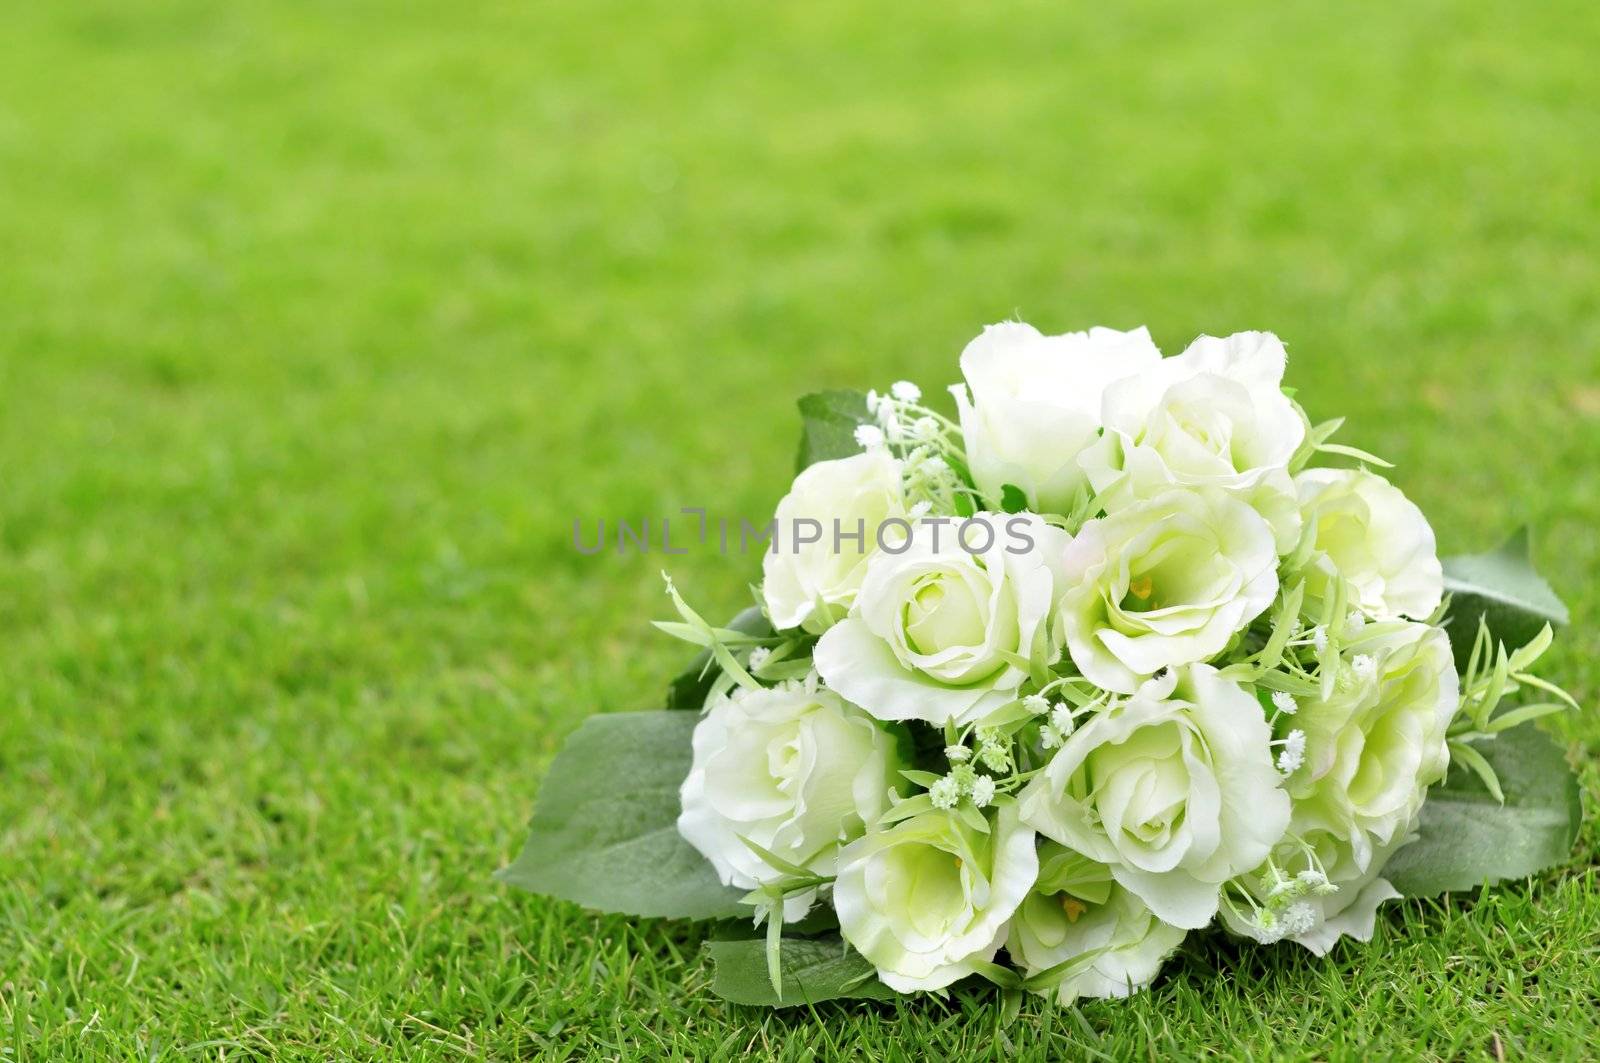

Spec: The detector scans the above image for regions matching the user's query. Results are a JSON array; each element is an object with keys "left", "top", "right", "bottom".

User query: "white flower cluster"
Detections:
[{"left": 679, "top": 322, "right": 1459, "bottom": 1002}]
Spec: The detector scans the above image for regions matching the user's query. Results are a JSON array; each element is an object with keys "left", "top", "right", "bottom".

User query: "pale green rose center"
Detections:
[
  {"left": 766, "top": 729, "right": 805, "bottom": 794},
  {"left": 1315, "top": 494, "right": 1377, "bottom": 573},
  {"left": 1087, "top": 723, "right": 1192, "bottom": 850},
  {"left": 1142, "top": 375, "right": 1257, "bottom": 475},
  {"left": 876, "top": 843, "right": 969, "bottom": 939},
  {"left": 1019, "top": 889, "right": 1095, "bottom": 950},
  {"left": 1119, "top": 535, "right": 1234, "bottom": 615},
  {"left": 902, "top": 575, "right": 988, "bottom": 654}
]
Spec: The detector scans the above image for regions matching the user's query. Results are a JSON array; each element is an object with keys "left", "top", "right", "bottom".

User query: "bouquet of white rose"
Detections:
[{"left": 503, "top": 324, "right": 1582, "bottom": 1009}]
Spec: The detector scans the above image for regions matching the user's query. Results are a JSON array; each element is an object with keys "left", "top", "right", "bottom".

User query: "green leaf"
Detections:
[
  {"left": 1445, "top": 739, "right": 1503, "bottom": 803},
  {"left": 497, "top": 711, "right": 746, "bottom": 919},
  {"left": 1387, "top": 725, "right": 1581, "bottom": 897},
  {"left": 1441, "top": 528, "right": 1569, "bottom": 670},
  {"left": 666, "top": 606, "right": 773, "bottom": 709},
  {"left": 708, "top": 903, "right": 840, "bottom": 941},
  {"left": 999, "top": 483, "right": 1028, "bottom": 514},
  {"left": 1315, "top": 441, "right": 1394, "bottom": 468},
  {"left": 795, "top": 390, "right": 873, "bottom": 471},
  {"left": 706, "top": 935, "right": 898, "bottom": 1007}
]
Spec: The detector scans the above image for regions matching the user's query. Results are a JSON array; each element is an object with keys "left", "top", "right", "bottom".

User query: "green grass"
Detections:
[{"left": 2, "top": 0, "right": 1598, "bottom": 1058}]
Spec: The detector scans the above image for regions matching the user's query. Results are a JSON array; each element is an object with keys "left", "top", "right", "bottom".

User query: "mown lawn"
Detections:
[{"left": 2, "top": 1, "right": 1597, "bottom": 1059}]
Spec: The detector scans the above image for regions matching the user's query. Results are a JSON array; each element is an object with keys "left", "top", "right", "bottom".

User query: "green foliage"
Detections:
[
  {"left": 1442, "top": 529, "right": 1570, "bottom": 670},
  {"left": 707, "top": 936, "right": 898, "bottom": 1007},
  {"left": 1388, "top": 726, "right": 1583, "bottom": 897},
  {"left": 499, "top": 712, "right": 746, "bottom": 919},
  {"left": 666, "top": 605, "right": 774, "bottom": 708},
  {"left": 796, "top": 390, "right": 875, "bottom": 471}
]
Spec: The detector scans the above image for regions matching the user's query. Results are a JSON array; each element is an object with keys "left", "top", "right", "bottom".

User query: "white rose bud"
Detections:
[
  {"left": 1294, "top": 468, "right": 1443, "bottom": 622},
  {"left": 1059, "top": 489, "right": 1279, "bottom": 694},
  {"left": 834, "top": 803, "right": 1038, "bottom": 992},
  {"left": 953, "top": 322, "right": 1161, "bottom": 515},
  {"left": 1080, "top": 331, "right": 1305, "bottom": 550},
  {"left": 761, "top": 451, "right": 908, "bottom": 634},
  {"left": 814, "top": 512, "right": 1070, "bottom": 725},
  {"left": 1020, "top": 665, "right": 1290, "bottom": 929},
  {"left": 1008, "top": 843, "right": 1187, "bottom": 1001},
  {"left": 677, "top": 685, "right": 901, "bottom": 920}
]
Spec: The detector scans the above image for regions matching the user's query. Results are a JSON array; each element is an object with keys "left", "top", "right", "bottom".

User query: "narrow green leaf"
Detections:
[
  {"left": 711, "top": 904, "right": 842, "bottom": 942},
  {"left": 1000, "top": 987, "right": 1024, "bottom": 1024},
  {"left": 796, "top": 390, "right": 874, "bottom": 471},
  {"left": 1441, "top": 529, "right": 1569, "bottom": 670},
  {"left": 878, "top": 793, "right": 936, "bottom": 825},
  {"left": 1484, "top": 702, "right": 1568, "bottom": 733},
  {"left": 954, "top": 802, "right": 992, "bottom": 835},
  {"left": 766, "top": 901, "right": 785, "bottom": 999},
  {"left": 666, "top": 606, "right": 773, "bottom": 709},
  {"left": 1513, "top": 671, "right": 1580, "bottom": 711},
  {"left": 651, "top": 620, "right": 770, "bottom": 646},
  {"left": 497, "top": 711, "right": 746, "bottom": 919},
  {"left": 1446, "top": 739, "right": 1504, "bottom": 803},
  {"left": 966, "top": 959, "right": 1023, "bottom": 990},
  {"left": 1387, "top": 725, "right": 1581, "bottom": 897},
  {"left": 1463, "top": 615, "right": 1490, "bottom": 691},
  {"left": 1315, "top": 442, "right": 1394, "bottom": 468},
  {"left": 706, "top": 935, "right": 898, "bottom": 1007},
  {"left": 1506, "top": 623, "right": 1554, "bottom": 673},
  {"left": 1020, "top": 945, "right": 1109, "bottom": 993},
  {"left": 1252, "top": 670, "right": 1321, "bottom": 696},
  {"left": 1250, "top": 580, "right": 1305, "bottom": 678}
]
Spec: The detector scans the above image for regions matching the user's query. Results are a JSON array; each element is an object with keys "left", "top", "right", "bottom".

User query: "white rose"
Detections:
[
  {"left": 953, "top": 322, "right": 1161, "bottom": 515},
  {"left": 1294, "top": 468, "right": 1443, "bottom": 622},
  {"left": 761, "top": 450, "right": 907, "bottom": 634},
  {"left": 677, "top": 684, "right": 901, "bottom": 920},
  {"left": 1283, "top": 623, "right": 1458, "bottom": 869},
  {"left": 1020, "top": 665, "right": 1290, "bottom": 929},
  {"left": 814, "top": 512, "right": 1071, "bottom": 725},
  {"left": 1059, "top": 489, "right": 1279, "bottom": 694},
  {"left": 1007, "top": 843, "right": 1187, "bottom": 1001},
  {"left": 1080, "top": 331, "right": 1305, "bottom": 550},
  {"left": 834, "top": 802, "right": 1038, "bottom": 992},
  {"left": 1219, "top": 624, "right": 1455, "bottom": 952}
]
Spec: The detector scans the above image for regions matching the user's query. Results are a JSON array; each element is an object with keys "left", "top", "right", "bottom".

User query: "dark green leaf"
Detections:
[
  {"left": 666, "top": 606, "right": 773, "bottom": 709},
  {"left": 795, "top": 390, "right": 873, "bottom": 471},
  {"left": 706, "top": 934, "right": 898, "bottom": 1007},
  {"left": 497, "top": 711, "right": 746, "bottom": 919},
  {"left": 999, "top": 483, "right": 1028, "bottom": 514},
  {"left": 1387, "top": 725, "right": 1581, "bottom": 897},
  {"left": 1441, "top": 528, "right": 1569, "bottom": 669},
  {"left": 707, "top": 904, "right": 840, "bottom": 942}
]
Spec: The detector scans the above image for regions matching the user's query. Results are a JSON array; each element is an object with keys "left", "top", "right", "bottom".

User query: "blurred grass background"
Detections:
[{"left": 2, "top": 0, "right": 1597, "bottom": 1058}]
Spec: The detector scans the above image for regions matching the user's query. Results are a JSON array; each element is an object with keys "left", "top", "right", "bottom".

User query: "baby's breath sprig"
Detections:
[
  {"left": 1272, "top": 729, "right": 1307, "bottom": 775},
  {"left": 865, "top": 382, "right": 967, "bottom": 453},
  {"left": 743, "top": 638, "right": 818, "bottom": 684},
  {"left": 887, "top": 682, "right": 1102, "bottom": 819},
  {"left": 1221, "top": 838, "right": 1341, "bottom": 943},
  {"left": 858, "top": 384, "right": 984, "bottom": 515}
]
